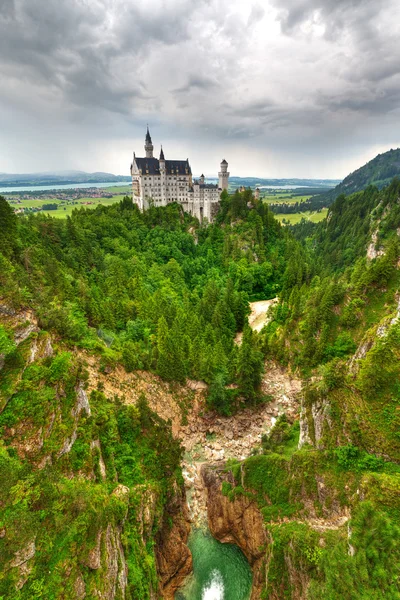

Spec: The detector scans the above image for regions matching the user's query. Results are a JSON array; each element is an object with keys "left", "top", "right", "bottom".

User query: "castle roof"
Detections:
[
  {"left": 221, "top": 159, "right": 228, "bottom": 164},
  {"left": 193, "top": 180, "right": 218, "bottom": 189},
  {"left": 134, "top": 157, "right": 191, "bottom": 175}
]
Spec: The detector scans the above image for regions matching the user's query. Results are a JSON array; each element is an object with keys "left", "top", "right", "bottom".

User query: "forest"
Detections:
[{"left": 0, "top": 189, "right": 290, "bottom": 415}]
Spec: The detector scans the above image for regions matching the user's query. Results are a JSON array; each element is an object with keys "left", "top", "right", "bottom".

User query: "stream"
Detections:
[{"left": 175, "top": 528, "right": 252, "bottom": 600}]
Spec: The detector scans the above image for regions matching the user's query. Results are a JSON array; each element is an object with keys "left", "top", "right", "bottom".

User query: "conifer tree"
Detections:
[
  {"left": 207, "top": 371, "right": 231, "bottom": 415},
  {"left": 236, "top": 325, "right": 264, "bottom": 401},
  {"left": 0, "top": 196, "right": 17, "bottom": 257},
  {"left": 156, "top": 316, "right": 171, "bottom": 381}
]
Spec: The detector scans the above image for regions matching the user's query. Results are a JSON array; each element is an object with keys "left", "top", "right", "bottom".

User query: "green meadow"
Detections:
[
  {"left": 261, "top": 192, "right": 313, "bottom": 204},
  {"left": 6, "top": 195, "right": 125, "bottom": 218},
  {"left": 275, "top": 208, "right": 328, "bottom": 225}
]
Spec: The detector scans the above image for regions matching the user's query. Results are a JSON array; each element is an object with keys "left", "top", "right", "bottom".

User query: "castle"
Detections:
[{"left": 130, "top": 127, "right": 229, "bottom": 221}]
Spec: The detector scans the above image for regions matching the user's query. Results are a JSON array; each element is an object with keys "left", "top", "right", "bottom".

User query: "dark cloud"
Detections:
[
  {"left": 0, "top": 0, "right": 195, "bottom": 114},
  {"left": 173, "top": 75, "right": 219, "bottom": 94},
  {"left": 318, "top": 84, "right": 400, "bottom": 116},
  {"left": 1, "top": 0, "right": 15, "bottom": 19},
  {"left": 272, "top": 0, "right": 377, "bottom": 37}
]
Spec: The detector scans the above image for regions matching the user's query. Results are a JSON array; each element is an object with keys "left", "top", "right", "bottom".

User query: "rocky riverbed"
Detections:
[{"left": 180, "top": 362, "right": 301, "bottom": 526}]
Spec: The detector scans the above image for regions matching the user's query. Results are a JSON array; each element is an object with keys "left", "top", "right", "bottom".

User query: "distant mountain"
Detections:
[
  {"left": 317, "top": 148, "right": 400, "bottom": 205},
  {"left": 0, "top": 170, "right": 131, "bottom": 187}
]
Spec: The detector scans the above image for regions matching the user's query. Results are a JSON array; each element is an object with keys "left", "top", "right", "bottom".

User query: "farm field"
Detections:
[
  {"left": 262, "top": 192, "right": 313, "bottom": 204},
  {"left": 6, "top": 195, "right": 125, "bottom": 218},
  {"left": 41, "top": 197, "right": 124, "bottom": 218},
  {"left": 275, "top": 208, "right": 328, "bottom": 225},
  {"left": 99, "top": 185, "right": 131, "bottom": 194}
]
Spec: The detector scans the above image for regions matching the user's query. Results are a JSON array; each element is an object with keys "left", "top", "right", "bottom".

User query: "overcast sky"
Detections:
[{"left": 1, "top": 0, "right": 400, "bottom": 178}]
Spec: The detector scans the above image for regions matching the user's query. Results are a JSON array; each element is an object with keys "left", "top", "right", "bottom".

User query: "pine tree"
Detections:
[
  {"left": 236, "top": 325, "right": 264, "bottom": 401},
  {"left": 0, "top": 196, "right": 17, "bottom": 257},
  {"left": 156, "top": 316, "right": 171, "bottom": 381},
  {"left": 207, "top": 371, "right": 231, "bottom": 415}
]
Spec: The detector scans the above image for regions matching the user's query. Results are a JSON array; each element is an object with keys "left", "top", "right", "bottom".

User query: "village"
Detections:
[{"left": 4, "top": 186, "right": 130, "bottom": 216}]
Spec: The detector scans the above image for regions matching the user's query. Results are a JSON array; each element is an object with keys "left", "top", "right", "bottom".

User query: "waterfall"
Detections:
[{"left": 202, "top": 570, "right": 224, "bottom": 600}]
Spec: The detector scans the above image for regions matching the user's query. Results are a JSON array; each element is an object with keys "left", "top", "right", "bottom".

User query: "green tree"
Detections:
[
  {"left": 0, "top": 196, "right": 17, "bottom": 257},
  {"left": 236, "top": 326, "right": 264, "bottom": 401}
]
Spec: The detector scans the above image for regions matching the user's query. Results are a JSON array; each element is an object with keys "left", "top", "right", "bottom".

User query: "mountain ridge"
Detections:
[
  {"left": 0, "top": 170, "right": 131, "bottom": 186},
  {"left": 318, "top": 147, "right": 400, "bottom": 206}
]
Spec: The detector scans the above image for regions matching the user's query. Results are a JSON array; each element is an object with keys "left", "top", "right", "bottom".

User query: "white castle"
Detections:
[{"left": 130, "top": 127, "right": 229, "bottom": 221}]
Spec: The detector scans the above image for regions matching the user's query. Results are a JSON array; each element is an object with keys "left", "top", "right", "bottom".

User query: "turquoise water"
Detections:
[{"left": 176, "top": 529, "right": 252, "bottom": 600}]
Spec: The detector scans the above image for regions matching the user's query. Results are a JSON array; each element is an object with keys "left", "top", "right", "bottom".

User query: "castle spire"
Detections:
[
  {"left": 145, "top": 126, "right": 153, "bottom": 158},
  {"left": 160, "top": 145, "right": 165, "bottom": 161}
]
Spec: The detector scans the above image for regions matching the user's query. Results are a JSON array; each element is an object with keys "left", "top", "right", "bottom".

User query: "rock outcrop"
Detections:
[
  {"left": 202, "top": 465, "right": 268, "bottom": 600},
  {"left": 156, "top": 485, "right": 193, "bottom": 599},
  {"left": 81, "top": 522, "right": 128, "bottom": 599}
]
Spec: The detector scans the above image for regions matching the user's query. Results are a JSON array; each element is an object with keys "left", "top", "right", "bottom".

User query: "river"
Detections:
[{"left": 176, "top": 528, "right": 252, "bottom": 600}]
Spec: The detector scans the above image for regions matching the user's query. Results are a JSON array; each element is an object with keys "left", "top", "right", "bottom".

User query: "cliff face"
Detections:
[
  {"left": 156, "top": 485, "right": 193, "bottom": 599},
  {"left": 0, "top": 307, "right": 192, "bottom": 600},
  {"left": 202, "top": 465, "right": 268, "bottom": 600}
]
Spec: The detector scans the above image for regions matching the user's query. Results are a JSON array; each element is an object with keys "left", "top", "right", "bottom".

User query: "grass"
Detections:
[
  {"left": 262, "top": 193, "right": 313, "bottom": 205},
  {"left": 41, "top": 197, "right": 123, "bottom": 218},
  {"left": 275, "top": 208, "right": 328, "bottom": 225},
  {"left": 7, "top": 195, "right": 125, "bottom": 219},
  {"left": 100, "top": 185, "right": 131, "bottom": 193}
]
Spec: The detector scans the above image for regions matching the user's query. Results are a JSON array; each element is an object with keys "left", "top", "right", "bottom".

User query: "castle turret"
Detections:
[
  {"left": 159, "top": 145, "right": 165, "bottom": 167},
  {"left": 218, "top": 159, "right": 229, "bottom": 190},
  {"left": 200, "top": 173, "right": 205, "bottom": 184},
  {"left": 145, "top": 126, "right": 153, "bottom": 158},
  {"left": 254, "top": 187, "right": 260, "bottom": 200}
]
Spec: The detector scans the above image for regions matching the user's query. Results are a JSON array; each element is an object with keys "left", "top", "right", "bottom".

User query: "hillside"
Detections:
[
  {"left": 272, "top": 148, "right": 400, "bottom": 215},
  {"left": 320, "top": 148, "right": 400, "bottom": 205}
]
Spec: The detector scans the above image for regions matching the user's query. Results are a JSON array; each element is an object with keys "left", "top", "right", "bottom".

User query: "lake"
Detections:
[{"left": 0, "top": 181, "right": 130, "bottom": 193}]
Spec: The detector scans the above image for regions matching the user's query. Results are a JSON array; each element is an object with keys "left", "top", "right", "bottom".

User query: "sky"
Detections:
[{"left": 1, "top": 0, "right": 400, "bottom": 179}]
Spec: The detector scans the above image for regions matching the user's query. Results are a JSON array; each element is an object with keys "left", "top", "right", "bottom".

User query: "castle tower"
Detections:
[
  {"left": 218, "top": 159, "right": 229, "bottom": 190},
  {"left": 200, "top": 174, "right": 205, "bottom": 184},
  {"left": 145, "top": 126, "right": 153, "bottom": 158},
  {"left": 254, "top": 187, "right": 260, "bottom": 200}
]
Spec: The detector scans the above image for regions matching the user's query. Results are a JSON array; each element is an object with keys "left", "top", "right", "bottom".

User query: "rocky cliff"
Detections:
[
  {"left": 0, "top": 307, "right": 192, "bottom": 600},
  {"left": 156, "top": 485, "right": 193, "bottom": 599}
]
